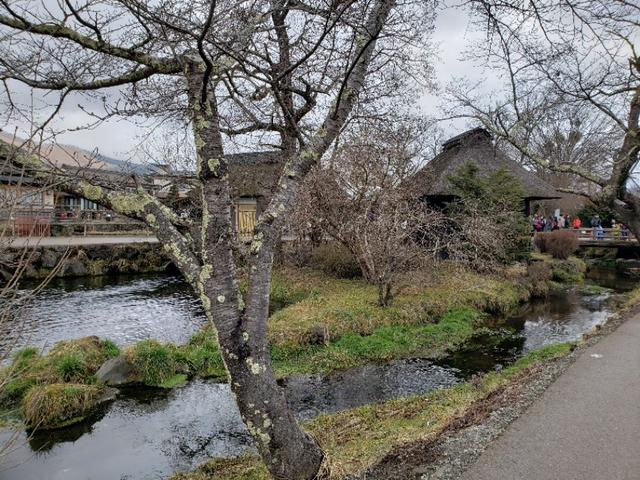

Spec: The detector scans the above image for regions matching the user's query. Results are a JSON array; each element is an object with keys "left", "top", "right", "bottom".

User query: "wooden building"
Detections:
[{"left": 409, "top": 128, "right": 560, "bottom": 215}]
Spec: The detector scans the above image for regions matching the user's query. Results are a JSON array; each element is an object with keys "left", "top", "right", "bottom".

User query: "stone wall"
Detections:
[{"left": 0, "top": 243, "right": 173, "bottom": 280}]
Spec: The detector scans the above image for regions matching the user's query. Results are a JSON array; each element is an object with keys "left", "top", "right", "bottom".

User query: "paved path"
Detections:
[
  {"left": 9, "top": 235, "right": 158, "bottom": 248},
  {"left": 461, "top": 312, "right": 640, "bottom": 480}
]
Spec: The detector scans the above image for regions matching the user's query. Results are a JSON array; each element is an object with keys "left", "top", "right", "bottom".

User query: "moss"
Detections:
[
  {"left": 173, "top": 342, "right": 574, "bottom": 480},
  {"left": 22, "top": 383, "right": 106, "bottom": 429},
  {"left": 158, "top": 374, "right": 188, "bottom": 389}
]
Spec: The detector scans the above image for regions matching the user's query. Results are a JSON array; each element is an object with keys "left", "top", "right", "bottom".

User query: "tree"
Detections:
[
  {"left": 0, "top": 1, "right": 431, "bottom": 477},
  {"left": 297, "top": 118, "right": 446, "bottom": 306},
  {"left": 450, "top": 0, "right": 640, "bottom": 238},
  {"left": 446, "top": 164, "right": 530, "bottom": 268}
]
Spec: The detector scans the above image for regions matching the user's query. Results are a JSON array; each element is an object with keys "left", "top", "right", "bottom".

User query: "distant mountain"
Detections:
[
  {"left": 94, "top": 153, "right": 151, "bottom": 175},
  {"left": 0, "top": 131, "right": 149, "bottom": 174}
]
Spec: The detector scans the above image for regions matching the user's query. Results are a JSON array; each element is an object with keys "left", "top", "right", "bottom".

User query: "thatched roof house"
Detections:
[{"left": 410, "top": 128, "right": 559, "bottom": 214}]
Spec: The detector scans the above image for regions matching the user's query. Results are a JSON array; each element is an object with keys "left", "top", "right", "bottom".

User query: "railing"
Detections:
[{"left": 536, "top": 228, "right": 637, "bottom": 244}]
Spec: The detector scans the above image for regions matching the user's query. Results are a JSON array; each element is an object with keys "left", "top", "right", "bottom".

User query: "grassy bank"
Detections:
[
  {"left": 171, "top": 342, "right": 574, "bottom": 480},
  {"left": 0, "top": 264, "right": 544, "bottom": 427}
]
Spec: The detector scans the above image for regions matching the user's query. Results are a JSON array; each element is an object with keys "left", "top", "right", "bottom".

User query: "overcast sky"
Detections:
[{"left": 2, "top": 5, "right": 495, "bottom": 162}]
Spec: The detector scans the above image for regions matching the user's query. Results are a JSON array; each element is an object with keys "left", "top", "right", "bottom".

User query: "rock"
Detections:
[
  {"left": 96, "top": 356, "right": 137, "bottom": 386},
  {"left": 64, "top": 259, "right": 88, "bottom": 276},
  {"left": 40, "top": 249, "right": 60, "bottom": 268}
]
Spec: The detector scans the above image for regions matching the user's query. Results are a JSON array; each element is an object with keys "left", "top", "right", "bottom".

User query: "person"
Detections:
[
  {"left": 612, "top": 219, "right": 621, "bottom": 238},
  {"left": 590, "top": 214, "right": 601, "bottom": 239},
  {"left": 596, "top": 224, "right": 605, "bottom": 240},
  {"left": 544, "top": 216, "right": 553, "bottom": 231},
  {"left": 551, "top": 216, "right": 559, "bottom": 231},
  {"left": 621, "top": 223, "right": 630, "bottom": 240},
  {"left": 558, "top": 214, "right": 566, "bottom": 229},
  {"left": 572, "top": 216, "right": 582, "bottom": 229}
]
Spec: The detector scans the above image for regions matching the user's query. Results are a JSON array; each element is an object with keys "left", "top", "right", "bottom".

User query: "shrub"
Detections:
[
  {"left": 526, "top": 261, "right": 552, "bottom": 297},
  {"left": 309, "top": 243, "right": 361, "bottom": 279},
  {"left": 552, "top": 258, "right": 586, "bottom": 283},
  {"left": 537, "top": 230, "right": 579, "bottom": 259},
  {"left": 533, "top": 233, "right": 547, "bottom": 252},
  {"left": 22, "top": 383, "right": 106, "bottom": 429}
]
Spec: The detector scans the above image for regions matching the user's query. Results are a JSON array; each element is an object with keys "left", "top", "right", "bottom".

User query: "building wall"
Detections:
[{"left": 0, "top": 184, "right": 55, "bottom": 210}]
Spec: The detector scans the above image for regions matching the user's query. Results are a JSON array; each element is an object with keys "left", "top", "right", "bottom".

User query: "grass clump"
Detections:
[
  {"left": 22, "top": 383, "right": 107, "bottom": 429},
  {"left": 181, "top": 327, "right": 226, "bottom": 379},
  {"left": 173, "top": 342, "right": 574, "bottom": 480},
  {"left": 0, "top": 337, "right": 120, "bottom": 404},
  {"left": 124, "top": 330, "right": 227, "bottom": 386},
  {"left": 124, "top": 339, "right": 182, "bottom": 386}
]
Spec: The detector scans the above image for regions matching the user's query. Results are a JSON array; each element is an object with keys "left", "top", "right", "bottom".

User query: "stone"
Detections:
[
  {"left": 96, "top": 356, "right": 137, "bottom": 386},
  {"left": 40, "top": 249, "right": 60, "bottom": 268},
  {"left": 64, "top": 259, "right": 88, "bottom": 276}
]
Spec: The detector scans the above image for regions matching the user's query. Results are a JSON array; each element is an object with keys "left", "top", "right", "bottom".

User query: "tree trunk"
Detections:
[
  {"left": 185, "top": 62, "right": 324, "bottom": 480},
  {"left": 377, "top": 280, "right": 393, "bottom": 307}
]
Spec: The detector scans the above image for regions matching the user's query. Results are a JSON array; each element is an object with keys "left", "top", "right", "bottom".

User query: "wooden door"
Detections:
[{"left": 236, "top": 202, "right": 257, "bottom": 238}]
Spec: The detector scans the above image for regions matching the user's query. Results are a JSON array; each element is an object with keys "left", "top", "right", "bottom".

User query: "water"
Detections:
[
  {"left": 1, "top": 275, "right": 207, "bottom": 358},
  {"left": 0, "top": 271, "right": 634, "bottom": 479}
]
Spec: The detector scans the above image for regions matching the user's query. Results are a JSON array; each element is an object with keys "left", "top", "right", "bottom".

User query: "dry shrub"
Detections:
[
  {"left": 533, "top": 233, "right": 547, "bottom": 252},
  {"left": 23, "top": 383, "right": 105, "bottom": 429},
  {"left": 309, "top": 243, "right": 361, "bottom": 279},
  {"left": 536, "top": 231, "right": 579, "bottom": 259},
  {"left": 526, "top": 261, "right": 553, "bottom": 297}
]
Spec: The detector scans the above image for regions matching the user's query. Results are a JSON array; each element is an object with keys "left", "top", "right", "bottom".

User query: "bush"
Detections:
[
  {"left": 526, "top": 261, "right": 552, "bottom": 297},
  {"left": 535, "top": 231, "right": 579, "bottom": 259},
  {"left": 22, "top": 383, "right": 106, "bottom": 429},
  {"left": 552, "top": 258, "right": 586, "bottom": 283},
  {"left": 309, "top": 243, "right": 361, "bottom": 278}
]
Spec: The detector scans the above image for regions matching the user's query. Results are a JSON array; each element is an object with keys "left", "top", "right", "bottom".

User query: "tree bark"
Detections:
[{"left": 185, "top": 61, "right": 324, "bottom": 480}]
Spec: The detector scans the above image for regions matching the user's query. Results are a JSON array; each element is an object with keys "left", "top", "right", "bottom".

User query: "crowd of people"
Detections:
[
  {"left": 531, "top": 212, "right": 631, "bottom": 240},
  {"left": 531, "top": 213, "right": 580, "bottom": 232}
]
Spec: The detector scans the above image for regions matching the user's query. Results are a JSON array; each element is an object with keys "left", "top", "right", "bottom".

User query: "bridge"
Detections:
[{"left": 573, "top": 228, "right": 638, "bottom": 248}]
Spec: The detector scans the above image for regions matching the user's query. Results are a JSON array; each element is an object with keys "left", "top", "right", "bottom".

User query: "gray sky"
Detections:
[{"left": 1, "top": 5, "right": 496, "bottom": 161}]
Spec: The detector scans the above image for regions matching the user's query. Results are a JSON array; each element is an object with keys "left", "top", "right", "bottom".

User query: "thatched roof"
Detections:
[
  {"left": 411, "top": 128, "right": 559, "bottom": 200},
  {"left": 226, "top": 151, "right": 283, "bottom": 198}
]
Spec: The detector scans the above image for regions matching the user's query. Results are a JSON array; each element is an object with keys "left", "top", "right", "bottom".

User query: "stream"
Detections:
[{"left": 0, "top": 270, "right": 635, "bottom": 480}]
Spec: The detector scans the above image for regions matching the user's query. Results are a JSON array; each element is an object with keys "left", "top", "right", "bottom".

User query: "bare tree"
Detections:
[
  {"left": 0, "top": 1, "right": 434, "bottom": 477},
  {"left": 449, "top": 0, "right": 640, "bottom": 237},
  {"left": 296, "top": 118, "right": 446, "bottom": 306}
]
